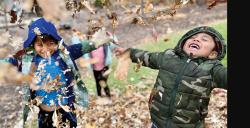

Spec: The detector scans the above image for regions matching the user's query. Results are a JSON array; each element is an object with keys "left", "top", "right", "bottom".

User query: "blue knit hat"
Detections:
[{"left": 23, "top": 17, "right": 62, "bottom": 48}]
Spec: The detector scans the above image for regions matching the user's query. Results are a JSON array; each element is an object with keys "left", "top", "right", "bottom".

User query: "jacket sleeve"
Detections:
[
  {"left": 0, "top": 57, "right": 19, "bottom": 67},
  {"left": 129, "top": 48, "right": 165, "bottom": 69},
  {"left": 67, "top": 40, "right": 96, "bottom": 60},
  {"left": 211, "top": 64, "right": 227, "bottom": 89}
]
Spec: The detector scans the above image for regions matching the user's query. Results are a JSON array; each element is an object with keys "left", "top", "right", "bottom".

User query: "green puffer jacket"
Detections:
[{"left": 129, "top": 26, "right": 227, "bottom": 128}]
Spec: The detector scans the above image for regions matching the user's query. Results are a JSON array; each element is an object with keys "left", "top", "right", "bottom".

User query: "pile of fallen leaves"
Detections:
[
  {"left": 205, "top": 88, "right": 227, "bottom": 128},
  {"left": 2, "top": 79, "right": 227, "bottom": 128},
  {"left": 76, "top": 84, "right": 152, "bottom": 128},
  {"left": 75, "top": 82, "right": 227, "bottom": 128}
]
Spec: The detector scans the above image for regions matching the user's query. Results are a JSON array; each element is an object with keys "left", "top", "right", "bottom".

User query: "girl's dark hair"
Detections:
[
  {"left": 30, "top": 34, "right": 58, "bottom": 46},
  {"left": 37, "top": 34, "right": 58, "bottom": 43}
]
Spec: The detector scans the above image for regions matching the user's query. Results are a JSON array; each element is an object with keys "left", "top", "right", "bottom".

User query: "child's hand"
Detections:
[{"left": 113, "top": 47, "right": 129, "bottom": 56}]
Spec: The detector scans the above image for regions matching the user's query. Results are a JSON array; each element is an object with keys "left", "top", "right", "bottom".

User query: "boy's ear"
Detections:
[{"left": 208, "top": 51, "right": 218, "bottom": 59}]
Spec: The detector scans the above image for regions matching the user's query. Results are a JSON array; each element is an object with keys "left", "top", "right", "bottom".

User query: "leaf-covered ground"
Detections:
[{"left": 1, "top": 80, "right": 227, "bottom": 128}]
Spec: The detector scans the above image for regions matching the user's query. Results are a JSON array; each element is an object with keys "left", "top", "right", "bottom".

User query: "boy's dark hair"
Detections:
[{"left": 211, "top": 36, "right": 221, "bottom": 54}]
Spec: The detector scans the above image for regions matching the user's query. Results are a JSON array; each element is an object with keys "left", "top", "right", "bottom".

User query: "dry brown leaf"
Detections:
[
  {"left": 164, "top": 38, "right": 170, "bottom": 42},
  {"left": 81, "top": 0, "right": 96, "bottom": 14},
  {"left": 52, "top": 109, "right": 59, "bottom": 127},
  {"left": 9, "top": 9, "right": 17, "bottom": 23},
  {"left": 114, "top": 50, "right": 131, "bottom": 81},
  {"left": 144, "top": 2, "right": 154, "bottom": 13},
  {"left": 133, "top": 58, "right": 143, "bottom": 72},
  {"left": 78, "top": 57, "right": 98, "bottom": 68},
  {"left": 207, "top": 0, "right": 217, "bottom": 10},
  {"left": 0, "top": 48, "right": 10, "bottom": 58},
  {"left": 0, "top": 63, "right": 32, "bottom": 85},
  {"left": 36, "top": 0, "right": 69, "bottom": 23},
  {"left": 131, "top": 17, "right": 146, "bottom": 25},
  {"left": 102, "top": 68, "right": 112, "bottom": 77}
]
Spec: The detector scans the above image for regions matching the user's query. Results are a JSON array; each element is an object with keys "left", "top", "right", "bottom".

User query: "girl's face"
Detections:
[
  {"left": 34, "top": 36, "right": 58, "bottom": 58},
  {"left": 183, "top": 33, "right": 218, "bottom": 59}
]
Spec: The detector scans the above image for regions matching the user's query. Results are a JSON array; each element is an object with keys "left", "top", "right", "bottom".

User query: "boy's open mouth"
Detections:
[{"left": 189, "top": 43, "right": 200, "bottom": 50}]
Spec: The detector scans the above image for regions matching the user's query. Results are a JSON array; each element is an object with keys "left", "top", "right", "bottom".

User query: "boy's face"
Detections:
[
  {"left": 34, "top": 37, "right": 58, "bottom": 58},
  {"left": 183, "top": 33, "right": 218, "bottom": 59}
]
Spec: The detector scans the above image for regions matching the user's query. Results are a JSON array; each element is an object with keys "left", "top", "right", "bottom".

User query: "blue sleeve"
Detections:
[
  {"left": 109, "top": 43, "right": 119, "bottom": 50},
  {"left": 0, "top": 57, "right": 19, "bottom": 67},
  {"left": 67, "top": 40, "right": 96, "bottom": 60}
]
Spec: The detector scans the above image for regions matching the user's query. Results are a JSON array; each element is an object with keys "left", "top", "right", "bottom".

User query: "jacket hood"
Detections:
[
  {"left": 23, "top": 17, "right": 62, "bottom": 49},
  {"left": 174, "top": 26, "right": 227, "bottom": 60}
]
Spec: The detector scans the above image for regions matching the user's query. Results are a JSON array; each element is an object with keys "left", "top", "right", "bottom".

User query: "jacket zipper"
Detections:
[{"left": 168, "top": 58, "right": 191, "bottom": 119}]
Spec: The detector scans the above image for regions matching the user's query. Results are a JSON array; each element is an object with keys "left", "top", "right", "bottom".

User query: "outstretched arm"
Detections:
[
  {"left": 67, "top": 40, "right": 96, "bottom": 60},
  {"left": 68, "top": 28, "right": 117, "bottom": 60},
  {"left": 0, "top": 57, "right": 19, "bottom": 67},
  {"left": 114, "top": 47, "right": 165, "bottom": 70},
  {"left": 129, "top": 48, "right": 165, "bottom": 69},
  {"left": 211, "top": 64, "right": 227, "bottom": 89}
]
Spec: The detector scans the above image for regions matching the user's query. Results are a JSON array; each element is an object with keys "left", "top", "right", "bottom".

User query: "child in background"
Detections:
[
  {"left": 114, "top": 26, "right": 227, "bottom": 128},
  {"left": 86, "top": 27, "right": 118, "bottom": 98},
  {"left": 71, "top": 28, "right": 118, "bottom": 98}
]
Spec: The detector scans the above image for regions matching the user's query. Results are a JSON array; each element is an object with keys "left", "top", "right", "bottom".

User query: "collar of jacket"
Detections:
[{"left": 174, "top": 48, "right": 211, "bottom": 64}]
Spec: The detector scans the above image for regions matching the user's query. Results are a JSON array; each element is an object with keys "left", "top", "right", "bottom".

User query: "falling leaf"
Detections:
[
  {"left": 0, "top": 48, "right": 10, "bottom": 58},
  {"left": 9, "top": 9, "right": 17, "bottom": 23},
  {"left": 32, "top": 96, "right": 43, "bottom": 106},
  {"left": 170, "top": 10, "right": 177, "bottom": 17},
  {"left": 107, "top": 12, "right": 118, "bottom": 21},
  {"left": 207, "top": 1, "right": 217, "bottom": 10},
  {"left": 164, "top": 38, "right": 170, "bottom": 42},
  {"left": 106, "top": 12, "right": 119, "bottom": 29},
  {"left": 58, "top": 97, "right": 71, "bottom": 112},
  {"left": 33, "top": 27, "right": 42, "bottom": 36},
  {"left": 0, "top": 31, "right": 11, "bottom": 47},
  {"left": 114, "top": 50, "right": 131, "bottom": 81},
  {"left": 52, "top": 109, "right": 59, "bottom": 127},
  {"left": 98, "top": 16, "right": 105, "bottom": 27},
  {"left": 144, "top": 2, "right": 154, "bottom": 13},
  {"left": 136, "top": 7, "right": 141, "bottom": 14},
  {"left": 35, "top": 0, "right": 69, "bottom": 23},
  {"left": 131, "top": 17, "right": 146, "bottom": 25},
  {"left": 0, "top": 63, "right": 32, "bottom": 85},
  {"left": 182, "top": 0, "right": 191, "bottom": 5},
  {"left": 81, "top": 0, "right": 96, "bottom": 14},
  {"left": 102, "top": 68, "right": 112, "bottom": 77},
  {"left": 133, "top": 58, "right": 143, "bottom": 72}
]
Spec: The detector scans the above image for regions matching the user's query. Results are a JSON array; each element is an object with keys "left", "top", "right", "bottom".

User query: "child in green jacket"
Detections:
[{"left": 114, "top": 26, "right": 227, "bottom": 128}]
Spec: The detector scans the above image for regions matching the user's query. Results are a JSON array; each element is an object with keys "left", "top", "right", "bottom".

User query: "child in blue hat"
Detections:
[{"left": 2, "top": 17, "right": 114, "bottom": 127}]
